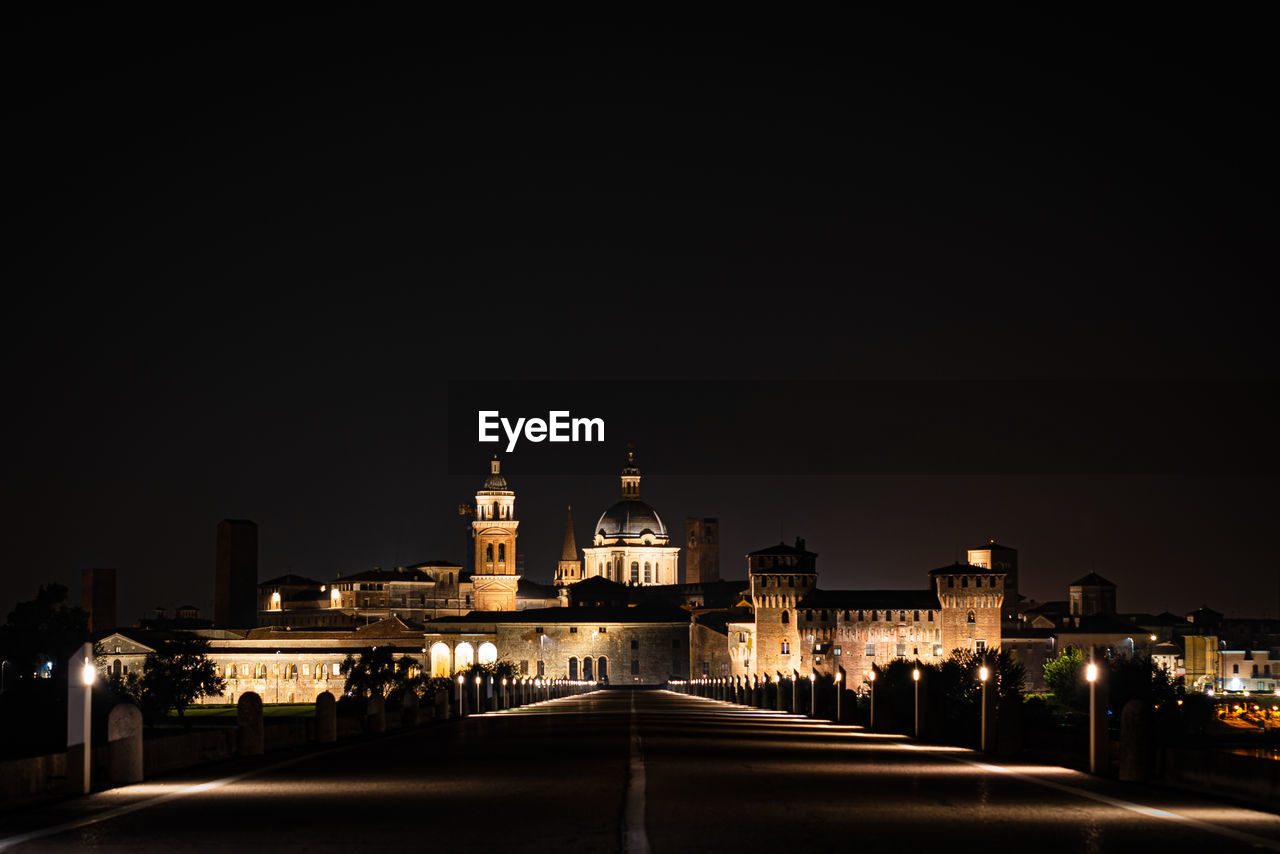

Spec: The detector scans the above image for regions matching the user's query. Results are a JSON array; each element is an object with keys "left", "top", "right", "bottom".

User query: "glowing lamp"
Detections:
[
  {"left": 502, "top": 678, "right": 507, "bottom": 686},
  {"left": 1085, "top": 663, "right": 1098, "bottom": 683},
  {"left": 458, "top": 675, "right": 465, "bottom": 685},
  {"left": 809, "top": 673, "right": 816, "bottom": 682},
  {"left": 835, "top": 672, "right": 842, "bottom": 683},
  {"left": 81, "top": 658, "right": 96, "bottom": 686},
  {"left": 978, "top": 666, "right": 989, "bottom": 683},
  {"left": 475, "top": 675, "right": 481, "bottom": 685},
  {"left": 868, "top": 671, "right": 876, "bottom": 682},
  {"left": 911, "top": 668, "right": 920, "bottom": 682}
]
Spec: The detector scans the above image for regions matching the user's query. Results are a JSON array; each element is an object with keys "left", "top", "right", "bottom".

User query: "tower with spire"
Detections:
[
  {"left": 554, "top": 506, "right": 582, "bottom": 587},
  {"left": 470, "top": 456, "right": 521, "bottom": 611}
]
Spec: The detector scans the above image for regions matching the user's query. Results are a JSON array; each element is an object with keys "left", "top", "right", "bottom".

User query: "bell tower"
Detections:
[
  {"left": 471, "top": 456, "right": 520, "bottom": 611},
  {"left": 554, "top": 506, "right": 581, "bottom": 587}
]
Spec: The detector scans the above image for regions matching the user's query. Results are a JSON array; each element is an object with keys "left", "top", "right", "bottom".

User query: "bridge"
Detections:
[{"left": 1, "top": 690, "right": 1277, "bottom": 852}]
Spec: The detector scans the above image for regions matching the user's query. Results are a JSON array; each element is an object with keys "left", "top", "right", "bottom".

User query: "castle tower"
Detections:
[
  {"left": 554, "top": 506, "right": 582, "bottom": 587},
  {"left": 748, "top": 538, "right": 817, "bottom": 677},
  {"left": 930, "top": 563, "right": 1004, "bottom": 657},
  {"left": 967, "top": 539, "right": 1019, "bottom": 620},
  {"left": 470, "top": 456, "right": 520, "bottom": 611},
  {"left": 685, "top": 518, "right": 720, "bottom": 584}
]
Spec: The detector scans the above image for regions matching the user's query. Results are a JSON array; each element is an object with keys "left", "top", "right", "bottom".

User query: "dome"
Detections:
[
  {"left": 595, "top": 500, "right": 668, "bottom": 540},
  {"left": 483, "top": 471, "right": 508, "bottom": 490}
]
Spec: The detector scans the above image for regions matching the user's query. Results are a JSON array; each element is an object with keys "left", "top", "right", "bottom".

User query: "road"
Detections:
[{"left": 2, "top": 690, "right": 1278, "bottom": 852}]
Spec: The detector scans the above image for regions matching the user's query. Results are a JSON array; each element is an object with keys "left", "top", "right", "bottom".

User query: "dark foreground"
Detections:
[{"left": 2, "top": 690, "right": 1278, "bottom": 852}]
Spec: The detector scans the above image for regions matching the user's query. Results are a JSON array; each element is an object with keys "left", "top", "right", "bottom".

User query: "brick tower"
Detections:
[{"left": 471, "top": 457, "right": 520, "bottom": 611}]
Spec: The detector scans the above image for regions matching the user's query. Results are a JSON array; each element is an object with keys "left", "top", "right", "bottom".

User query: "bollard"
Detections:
[
  {"left": 402, "top": 690, "right": 420, "bottom": 727},
  {"left": 995, "top": 693, "right": 1023, "bottom": 758},
  {"left": 238, "top": 692, "right": 264, "bottom": 756},
  {"left": 1119, "top": 699, "right": 1155, "bottom": 782},
  {"left": 367, "top": 694, "right": 386, "bottom": 734},
  {"left": 315, "top": 692, "right": 337, "bottom": 742},
  {"left": 107, "top": 703, "right": 143, "bottom": 785}
]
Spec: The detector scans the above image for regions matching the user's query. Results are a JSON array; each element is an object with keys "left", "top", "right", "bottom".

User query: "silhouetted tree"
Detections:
[
  {"left": 341, "top": 647, "right": 398, "bottom": 699},
  {"left": 137, "top": 635, "right": 225, "bottom": 725},
  {"left": 0, "top": 583, "right": 88, "bottom": 681}
]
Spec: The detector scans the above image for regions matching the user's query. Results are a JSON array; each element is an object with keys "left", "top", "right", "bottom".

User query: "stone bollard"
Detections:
[
  {"left": 366, "top": 695, "right": 386, "bottom": 734},
  {"left": 238, "top": 692, "right": 264, "bottom": 756},
  {"left": 1119, "top": 699, "right": 1155, "bottom": 782},
  {"left": 436, "top": 688, "right": 449, "bottom": 720},
  {"left": 402, "top": 691, "right": 420, "bottom": 727},
  {"left": 995, "top": 694, "right": 1023, "bottom": 759},
  {"left": 107, "top": 703, "right": 143, "bottom": 785},
  {"left": 315, "top": 692, "right": 337, "bottom": 743}
]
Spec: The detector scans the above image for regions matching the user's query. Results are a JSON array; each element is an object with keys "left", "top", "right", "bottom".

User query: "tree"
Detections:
[
  {"left": 1043, "top": 645, "right": 1088, "bottom": 712},
  {"left": 0, "top": 583, "right": 88, "bottom": 681},
  {"left": 138, "top": 635, "right": 225, "bottom": 724},
  {"left": 342, "top": 647, "right": 398, "bottom": 699}
]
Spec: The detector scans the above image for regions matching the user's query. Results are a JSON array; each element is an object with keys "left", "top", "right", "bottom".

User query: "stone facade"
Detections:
[{"left": 423, "top": 606, "right": 691, "bottom": 684}]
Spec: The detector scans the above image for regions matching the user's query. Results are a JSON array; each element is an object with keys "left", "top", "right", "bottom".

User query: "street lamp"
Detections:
[
  {"left": 809, "top": 672, "right": 817, "bottom": 717},
  {"left": 475, "top": 674, "right": 482, "bottom": 713},
  {"left": 67, "top": 642, "right": 94, "bottom": 794},
  {"left": 978, "top": 661, "right": 995, "bottom": 753},
  {"left": 457, "top": 673, "right": 465, "bottom": 715},
  {"left": 834, "top": 671, "right": 843, "bottom": 722},
  {"left": 1087, "top": 655, "right": 1105, "bottom": 774}
]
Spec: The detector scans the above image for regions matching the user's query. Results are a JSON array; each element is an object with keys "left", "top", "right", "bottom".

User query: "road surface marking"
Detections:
[{"left": 623, "top": 692, "right": 651, "bottom": 854}]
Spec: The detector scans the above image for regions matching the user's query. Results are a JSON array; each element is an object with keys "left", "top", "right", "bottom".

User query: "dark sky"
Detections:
[{"left": 3, "top": 10, "right": 1276, "bottom": 625}]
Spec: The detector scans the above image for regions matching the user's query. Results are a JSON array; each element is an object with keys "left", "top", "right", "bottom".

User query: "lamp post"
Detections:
[
  {"left": 475, "top": 674, "right": 482, "bottom": 713},
  {"left": 67, "top": 642, "right": 95, "bottom": 794},
  {"left": 457, "top": 674, "right": 465, "bottom": 716},
  {"left": 501, "top": 677, "right": 508, "bottom": 709},
  {"left": 868, "top": 668, "right": 878, "bottom": 731},
  {"left": 979, "top": 661, "right": 996, "bottom": 753},
  {"left": 809, "top": 672, "right": 817, "bottom": 718},
  {"left": 1087, "top": 656, "right": 1107, "bottom": 774},
  {"left": 834, "top": 670, "right": 843, "bottom": 722},
  {"left": 912, "top": 664, "right": 923, "bottom": 739}
]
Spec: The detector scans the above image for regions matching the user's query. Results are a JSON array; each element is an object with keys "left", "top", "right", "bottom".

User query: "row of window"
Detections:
[
  {"left": 945, "top": 576, "right": 998, "bottom": 589},
  {"left": 220, "top": 662, "right": 344, "bottom": 680}
]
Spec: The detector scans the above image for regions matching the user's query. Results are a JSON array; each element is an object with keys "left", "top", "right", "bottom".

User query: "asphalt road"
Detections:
[{"left": 2, "top": 690, "right": 1279, "bottom": 852}]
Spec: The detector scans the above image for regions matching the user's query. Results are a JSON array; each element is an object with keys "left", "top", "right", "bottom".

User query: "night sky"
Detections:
[{"left": 3, "top": 11, "right": 1276, "bottom": 625}]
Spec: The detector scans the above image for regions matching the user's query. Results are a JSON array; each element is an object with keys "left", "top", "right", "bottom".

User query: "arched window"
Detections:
[
  {"left": 568, "top": 657, "right": 578, "bottom": 679},
  {"left": 584, "top": 657, "right": 594, "bottom": 680},
  {"left": 781, "top": 610, "right": 790, "bottom": 624},
  {"left": 498, "top": 543, "right": 506, "bottom": 562},
  {"left": 967, "top": 610, "right": 976, "bottom": 624},
  {"left": 228, "top": 664, "right": 238, "bottom": 679},
  {"left": 738, "top": 632, "right": 746, "bottom": 643},
  {"left": 597, "top": 657, "right": 608, "bottom": 680},
  {"left": 606, "top": 561, "right": 612, "bottom": 579},
  {"left": 455, "top": 642, "right": 475, "bottom": 671},
  {"left": 286, "top": 663, "right": 297, "bottom": 680},
  {"left": 913, "top": 611, "right": 920, "bottom": 621},
  {"left": 631, "top": 562, "right": 640, "bottom": 585},
  {"left": 112, "top": 659, "right": 122, "bottom": 677},
  {"left": 643, "top": 562, "right": 652, "bottom": 584},
  {"left": 478, "top": 642, "right": 497, "bottom": 665},
  {"left": 781, "top": 639, "right": 791, "bottom": 655},
  {"left": 430, "top": 643, "right": 451, "bottom": 678},
  {"left": 486, "top": 544, "right": 494, "bottom": 561}
]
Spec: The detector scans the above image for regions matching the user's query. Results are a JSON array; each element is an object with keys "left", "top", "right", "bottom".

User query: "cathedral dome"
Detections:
[{"left": 595, "top": 500, "right": 668, "bottom": 540}]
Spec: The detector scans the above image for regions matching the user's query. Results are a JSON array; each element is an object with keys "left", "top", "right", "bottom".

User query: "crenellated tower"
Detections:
[
  {"left": 554, "top": 506, "right": 582, "bottom": 587},
  {"left": 471, "top": 456, "right": 520, "bottom": 611}
]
